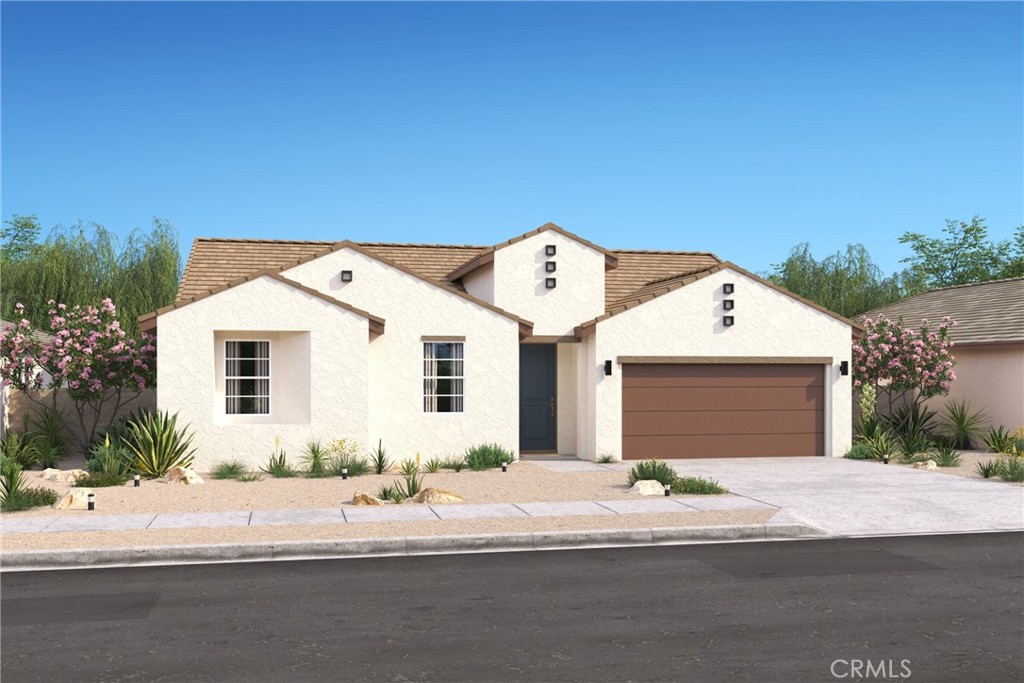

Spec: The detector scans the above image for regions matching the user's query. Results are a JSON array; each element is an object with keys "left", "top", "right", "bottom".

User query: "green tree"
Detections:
[
  {"left": 767, "top": 243, "right": 908, "bottom": 318},
  {"left": 898, "top": 216, "right": 1015, "bottom": 289},
  {"left": 0, "top": 216, "right": 182, "bottom": 336}
]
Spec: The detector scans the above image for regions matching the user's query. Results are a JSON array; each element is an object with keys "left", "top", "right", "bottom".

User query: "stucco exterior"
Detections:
[
  {"left": 925, "top": 343, "right": 1024, "bottom": 431},
  {"left": 282, "top": 246, "right": 522, "bottom": 462},
  {"left": 157, "top": 275, "right": 372, "bottom": 469},
  {"left": 152, "top": 224, "right": 857, "bottom": 469},
  {"left": 581, "top": 267, "right": 853, "bottom": 460}
]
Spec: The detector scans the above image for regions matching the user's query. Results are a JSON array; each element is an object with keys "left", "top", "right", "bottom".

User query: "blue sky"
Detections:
[{"left": 2, "top": 1, "right": 1021, "bottom": 275}]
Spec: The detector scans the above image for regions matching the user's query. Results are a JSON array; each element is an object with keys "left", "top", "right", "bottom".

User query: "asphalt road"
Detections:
[{"left": 2, "top": 533, "right": 1022, "bottom": 683}]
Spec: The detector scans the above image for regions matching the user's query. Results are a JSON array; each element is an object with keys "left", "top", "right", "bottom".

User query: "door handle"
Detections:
[{"left": 550, "top": 398, "right": 555, "bottom": 418}]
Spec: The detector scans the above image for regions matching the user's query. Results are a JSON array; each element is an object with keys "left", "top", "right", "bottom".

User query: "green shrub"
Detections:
[
  {"left": 626, "top": 459, "right": 678, "bottom": 487},
  {"left": 87, "top": 436, "right": 135, "bottom": 477},
  {"left": 886, "top": 403, "right": 937, "bottom": 455},
  {"left": 843, "top": 443, "right": 874, "bottom": 460},
  {"left": 441, "top": 456, "right": 465, "bottom": 472},
  {"left": 210, "top": 460, "right": 251, "bottom": 480},
  {"left": 237, "top": 472, "right": 263, "bottom": 482},
  {"left": 464, "top": 443, "right": 516, "bottom": 471},
  {"left": 1, "top": 432, "right": 40, "bottom": 469},
  {"left": 975, "top": 460, "right": 1000, "bottom": 479},
  {"left": 854, "top": 415, "right": 883, "bottom": 442},
  {"left": 26, "top": 406, "right": 69, "bottom": 467},
  {"left": 672, "top": 476, "right": 728, "bottom": 495},
  {"left": 260, "top": 449, "right": 296, "bottom": 478},
  {"left": 929, "top": 443, "right": 962, "bottom": 468},
  {"left": 983, "top": 425, "right": 1021, "bottom": 454},
  {"left": 866, "top": 431, "right": 900, "bottom": 462},
  {"left": 74, "top": 471, "right": 128, "bottom": 487},
  {"left": 397, "top": 459, "right": 420, "bottom": 476},
  {"left": 1, "top": 457, "right": 58, "bottom": 512},
  {"left": 938, "top": 400, "right": 988, "bottom": 450},
  {"left": 302, "top": 440, "right": 331, "bottom": 478},
  {"left": 396, "top": 470, "right": 425, "bottom": 499},
  {"left": 597, "top": 454, "right": 615, "bottom": 464},
  {"left": 997, "top": 456, "right": 1024, "bottom": 482},
  {"left": 424, "top": 457, "right": 443, "bottom": 473},
  {"left": 329, "top": 453, "right": 369, "bottom": 477},
  {"left": 120, "top": 410, "right": 197, "bottom": 478},
  {"left": 376, "top": 483, "right": 405, "bottom": 503},
  {"left": 369, "top": 440, "right": 392, "bottom": 475}
]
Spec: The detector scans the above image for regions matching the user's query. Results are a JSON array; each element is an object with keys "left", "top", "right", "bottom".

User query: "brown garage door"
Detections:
[{"left": 622, "top": 364, "right": 824, "bottom": 459}]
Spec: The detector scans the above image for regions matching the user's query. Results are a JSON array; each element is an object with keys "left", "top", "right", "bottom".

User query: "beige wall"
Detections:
[
  {"left": 556, "top": 343, "right": 579, "bottom": 455},
  {"left": 925, "top": 343, "right": 1024, "bottom": 431},
  {"left": 584, "top": 267, "right": 853, "bottom": 460},
  {"left": 6, "top": 388, "right": 156, "bottom": 454}
]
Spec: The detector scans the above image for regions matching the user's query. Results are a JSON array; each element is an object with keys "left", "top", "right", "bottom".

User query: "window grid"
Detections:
[
  {"left": 225, "top": 340, "right": 271, "bottom": 415},
  {"left": 423, "top": 342, "right": 464, "bottom": 413}
]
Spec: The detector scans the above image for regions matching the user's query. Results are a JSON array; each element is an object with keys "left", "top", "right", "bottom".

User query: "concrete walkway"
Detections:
[
  {"left": 0, "top": 495, "right": 777, "bottom": 535},
  {"left": 535, "top": 457, "right": 1024, "bottom": 536}
]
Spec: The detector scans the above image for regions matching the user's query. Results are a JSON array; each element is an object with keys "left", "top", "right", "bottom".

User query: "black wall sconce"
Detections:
[
  {"left": 340, "top": 270, "right": 353, "bottom": 282},
  {"left": 723, "top": 299, "right": 734, "bottom": 310},
  {"left": 723, "top": 283, "right": 734, "bottom": 294},
  {"left": 723, "top": 316, "right": 735, "bottom": 327},
  {"left": 840, "top": 361, "right": 849, "bottom": 376},
  {"left": 604, "top": 360, "right": 613, "bottom": 376},
  {"left": 545, "top": 278, "right": 557, "bottom": 289},
  {"left": 545, "top": 245, "right": 557, "bottom": 256},
  {"left": 545, "top": 261, "right": 557, "bottom": 273}
]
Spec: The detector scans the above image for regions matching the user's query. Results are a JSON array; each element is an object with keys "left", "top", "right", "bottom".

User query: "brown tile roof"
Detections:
[
  {"left": 863, "top": 277, "right": 1024, "bottom": 345},
  {"left": 576, "top": 262, "right": 862, "bottom": 334},
  {"left": 176, "top": 236, "right": 721, "bottom": 314}
]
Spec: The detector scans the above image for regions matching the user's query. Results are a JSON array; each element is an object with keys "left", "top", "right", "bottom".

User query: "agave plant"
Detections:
[
  {"left": 120, "top": 410, "right": 197, "bottom": 478},
  {"left": 0, "top": 456, "right": 28, "bottom": 505},
  {"left": 938, "top": 400, "right": 988, "bottom": 450}
]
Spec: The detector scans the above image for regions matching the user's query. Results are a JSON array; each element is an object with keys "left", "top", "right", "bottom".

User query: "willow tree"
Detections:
[{"left": 0, "top": 215, "right": 182, "bottom": 336}]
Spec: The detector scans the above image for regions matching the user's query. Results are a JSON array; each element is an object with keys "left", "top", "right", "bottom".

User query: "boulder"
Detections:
[
  {"left": 409, "top": 488, "right": 465, "bottom": 505},
  {"left": 352, "top": 491, "right": 384, "bottom": 506},
  {"left": 41, "top": 468, "right": 88, "bottom": 483},
  {"left": 52, "top": 488, "right": 92, "bottom": 510},
  {"left": 912, "top": 459, "right": 938, "bottom": 471},
  {"left": 628, "top": 480, "right": 666, "bottom": 496},
  {"left": 163, "top": 467, "right": 204, "bottom": 485}
]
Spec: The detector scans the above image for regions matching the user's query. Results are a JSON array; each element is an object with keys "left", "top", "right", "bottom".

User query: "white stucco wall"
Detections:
[
  {"left": 924, "top": 343, "right": 1024, "bottom": 431},
  {"left": 581, "top": 268, "right": 853, "bottom": 460},
  {"left": 157, "top": 276, "right": 371, "bottom": 470},
  {"left": 283, "top": 247, "right": 522, "bottom": 461},
  {"left": 490, "top": 231, "right": 606, "bottom": 337}
]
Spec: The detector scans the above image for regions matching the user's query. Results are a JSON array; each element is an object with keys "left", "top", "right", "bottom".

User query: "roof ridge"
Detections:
[
  {"left": 640, "top": 265, "right": 720, "bottom": 288},
  {"left": 921, "top": 276, "right": 1024, "bottom": 292},
  {"left": 193, "top": 236, "right": 492, "bottom": 249},
  {"left": 612, "top": 249, "right": 720, "bottom": 257}
]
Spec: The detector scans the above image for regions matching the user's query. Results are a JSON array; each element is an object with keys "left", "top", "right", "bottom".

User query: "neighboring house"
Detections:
[
  {"left": 0, "top": 318, "right": 54, "bottom": 437},
  {"left": 141, "top": 223, "right": 858, "bottom": 468},
  {"left": 865, "top": 277, "right": 1024, "bottom": 431}
]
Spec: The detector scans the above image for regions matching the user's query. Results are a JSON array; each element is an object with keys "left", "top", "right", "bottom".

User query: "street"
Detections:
[{"left": 2, "top": 533, "right": 1022, "bottom": 682}]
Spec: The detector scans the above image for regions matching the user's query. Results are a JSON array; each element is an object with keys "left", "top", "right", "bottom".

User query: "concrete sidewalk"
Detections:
[
  {"left": 535, "top": 457, "right": 1024, "bottom": 536},
  {"left": 1, "top": 494, "right": 778, "bottom": 535}
]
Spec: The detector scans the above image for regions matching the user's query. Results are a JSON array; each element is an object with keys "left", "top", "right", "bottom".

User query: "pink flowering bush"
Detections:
[
  {"left": 853, "top": 315, "right": 956, "bottom": 412},
  {"left": 1, "top": 299, "right": 156, "bottom": 453}
]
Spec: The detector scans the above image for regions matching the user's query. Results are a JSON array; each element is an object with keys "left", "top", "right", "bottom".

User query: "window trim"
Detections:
[
  {"left": 422, "top": 340, "right": 465, "bottom": 414},
  {"left": 224, "top": 339, "right": 272, "bottom": 416}
]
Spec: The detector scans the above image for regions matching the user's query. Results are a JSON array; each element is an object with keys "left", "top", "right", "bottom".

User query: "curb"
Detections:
[{"left": 0, "top": 521, "right": 829, "bottom": 571}]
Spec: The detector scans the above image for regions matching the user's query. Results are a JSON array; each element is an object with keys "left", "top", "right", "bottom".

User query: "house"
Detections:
[
  {"left": 864, "top": 277, "right": 1024, "bottom": 431},
  {"left": 141, "top": 223, "right": 858, "bottom": 468}
]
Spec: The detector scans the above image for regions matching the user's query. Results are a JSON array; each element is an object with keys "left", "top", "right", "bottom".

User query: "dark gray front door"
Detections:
[{"left": 520, "top": 345, "right": 556, "bottom": 451}]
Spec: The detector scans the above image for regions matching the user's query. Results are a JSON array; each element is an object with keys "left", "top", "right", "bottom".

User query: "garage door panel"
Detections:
[
  {"left": 623, "top": 364, "right": 825, "bottom": 388},
  {"left": 623, "top": 409, "right": 823, "bottom": 436},
  {"left": 623, "top": 386, "right": 824, "bottom": 412},
  {"left": 623, "top": 433, "right": 823, "bottom": 459}
]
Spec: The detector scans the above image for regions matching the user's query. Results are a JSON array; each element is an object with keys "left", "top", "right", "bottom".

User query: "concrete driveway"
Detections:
[{"left": 535, "top": 457, "right": 1024, "bottom": 536}]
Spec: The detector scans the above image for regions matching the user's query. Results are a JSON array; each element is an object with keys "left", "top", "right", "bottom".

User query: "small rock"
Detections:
[
  {"left": 42, "top": 468, "right": 88, "bottom": 483},
  {"left": 912, "top": 459, "right": 938, "bottom": 471},
  {"left": 52, "top": 488, "right": 92, "bottom": 510},
  {"left": 409, "top": 488, "right": 465, "bottom": 504},
  {"left": 163, "top": 467, "right": 204, "bottom": 485},
  {"left": 352, "top": 491, "right": 384, "bottom": 506},
  {"left": 628, "top": 480, "right": 666, "bottom": 496}
]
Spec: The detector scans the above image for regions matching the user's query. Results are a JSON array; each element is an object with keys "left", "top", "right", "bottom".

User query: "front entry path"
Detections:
[{"left": 532, "top": 457, "right": 1024, "bottom": 536}]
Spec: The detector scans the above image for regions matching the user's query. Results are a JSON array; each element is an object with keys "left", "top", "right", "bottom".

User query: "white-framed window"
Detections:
[
  {"left": 225, "top": 340, "right": 270, "bottom": 415},
  {"left": 423, "top": 341, "right": 464, "bottom": 413}
]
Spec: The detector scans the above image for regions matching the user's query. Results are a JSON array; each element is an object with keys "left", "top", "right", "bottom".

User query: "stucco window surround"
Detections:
[
  {"left": 225, "top": 340, "right": 271, "bottom": 415},
  {"left": 423, "top": 341, "right": 465, "bottom": 413},
  {"left": 214, "top": 331, "right": 312, "bottom": 426}
]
